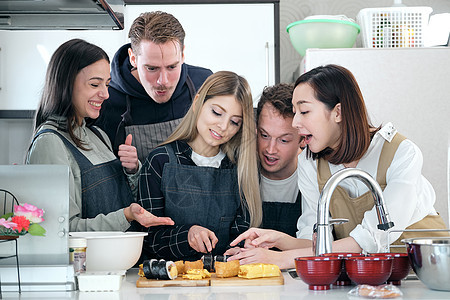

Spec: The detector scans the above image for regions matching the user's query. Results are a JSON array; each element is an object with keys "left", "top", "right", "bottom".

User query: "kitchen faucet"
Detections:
[{"left": 315, "top": 168, "right": 395, "bottom": 256}]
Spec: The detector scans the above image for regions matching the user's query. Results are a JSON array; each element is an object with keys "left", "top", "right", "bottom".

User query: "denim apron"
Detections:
[
  {"left": 117, "top": 76, "right": 196, "bottom": 163},
  {"left": 33, "top": 128, "right": 135, "bottom": 219},
  {"left": 262, "top": 191, "right": 301, "bottom": 237},
  {"left": 160, "top": 143, "right": 241, "bottom": 260}
]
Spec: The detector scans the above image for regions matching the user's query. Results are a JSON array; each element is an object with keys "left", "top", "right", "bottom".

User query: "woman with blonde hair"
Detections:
[{"left": 138, "top": 71, "right": 262, "bottom": 261}]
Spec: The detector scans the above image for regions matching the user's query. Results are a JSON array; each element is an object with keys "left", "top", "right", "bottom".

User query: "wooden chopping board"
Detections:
[
  {"left": 136, "top": 276, "right": 210, "bottom": 288},
  {"left": 136, "top": 273, "right": 284, "bottom": 288},
  {"left": 210, "top": 274, "right": 284, "bottom": 286}
]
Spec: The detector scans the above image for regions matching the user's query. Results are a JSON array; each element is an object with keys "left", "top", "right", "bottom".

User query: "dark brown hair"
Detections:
[
  {"left": 35, "top": 39, "right": 109, "bottom": 149},
  {"left": 294, "top": 64, "right": 378, "bottom": 164},
  {"left": 256, "top": 83, "right": 294, "bottom": 125},
  {"left": 128, "top": 11, "right": 185, "bottom": 55}
]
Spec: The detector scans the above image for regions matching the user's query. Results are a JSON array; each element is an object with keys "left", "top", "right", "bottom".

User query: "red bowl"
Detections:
[
  {"left": 345, "top": 256, "right": 393, "bottom": 286},
  {"left": 294, "top": 256, "right": 342, "bottom": 290},
  {"left": 368, "top": 253, "right": 411, "bottom": 285},
  {"left": 322, "top": 253, "right": 365, "bottom": 286}
]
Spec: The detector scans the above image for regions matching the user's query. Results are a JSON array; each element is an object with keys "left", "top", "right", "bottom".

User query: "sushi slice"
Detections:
[
  {"left": 201, "top": 254, "right": 214, "bottom": 272},
  {"left": 214, "top": 255, "right": 231, "bottom": 262},
  {"left": 156, "top": 259, "right": 178, "bottom": 280},
  {"left": 142, "top": 259, "right": 178, "bottom": 280}
]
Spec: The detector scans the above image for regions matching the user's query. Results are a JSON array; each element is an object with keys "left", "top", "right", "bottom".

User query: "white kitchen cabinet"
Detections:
[
  {"left": 124, "top": 2, "right": 277, "bottom": 105},
  {"left": 0, "top": 30, "right": 126, "bottom": 111},
  {"left": 301, "top": 47, "right": 450, "bottom": 227}
]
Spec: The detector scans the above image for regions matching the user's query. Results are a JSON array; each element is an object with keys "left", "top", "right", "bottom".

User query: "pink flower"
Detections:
[
  {"left": 14, "top": 203, "right": 45, "bottom": 223},
  {"left": 0, "top": 218, "right": 17, "bottom": 229},
  {"left": 11, "top": 216, "right": 30, "bottom": 232}
]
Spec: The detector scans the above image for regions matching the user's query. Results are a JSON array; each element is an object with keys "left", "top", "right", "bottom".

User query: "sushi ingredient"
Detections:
[
  {"left": 215, "top": 260, "right": 240, "bottom": 278},
  {"left": 238, "top": 263, "right": 281, "bottom": 279},
  {"left": 182, "top": 268, "right": 211, "bottom": 280},
  {"left": 184, "top": 260, "right": 204, "bottom": 272}
]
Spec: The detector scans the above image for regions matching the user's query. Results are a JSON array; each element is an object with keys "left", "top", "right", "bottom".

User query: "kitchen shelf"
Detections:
[{"left": 0, "top": 110, "right": 35, "bottom": 119}]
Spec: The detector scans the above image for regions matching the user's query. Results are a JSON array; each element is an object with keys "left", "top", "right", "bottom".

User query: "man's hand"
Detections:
[{"left": 118, "top": 134, "right": 139, "bottom": 174}]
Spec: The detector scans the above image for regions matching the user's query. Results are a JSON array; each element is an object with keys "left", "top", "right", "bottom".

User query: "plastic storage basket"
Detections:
[{"left": 357, "top": 7, "right": 432, "bottom": 48}]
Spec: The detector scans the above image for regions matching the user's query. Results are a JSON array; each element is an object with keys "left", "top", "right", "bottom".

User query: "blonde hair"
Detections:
[{"left": 163, "top": 71, "right": 262, "bottom": 227}]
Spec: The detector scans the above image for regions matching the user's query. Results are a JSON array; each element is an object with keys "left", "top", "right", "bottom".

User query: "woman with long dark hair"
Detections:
[
  {"left": 226, "top": 64, "right": 446, "bottom": 269},
  {"left": 26, "top": 39, "right": 173, "bottom": 231}
]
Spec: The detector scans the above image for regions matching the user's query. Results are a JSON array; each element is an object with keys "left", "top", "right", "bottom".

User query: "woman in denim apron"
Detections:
[
  {"left": 138, "top": 71, "right": 262, "bottom": 261},
  {"left": 226, "top": 65, "right": 447, "bottom": 270},
  {"left": 26, "top": 39, "right": 173, "bottom": 232}
]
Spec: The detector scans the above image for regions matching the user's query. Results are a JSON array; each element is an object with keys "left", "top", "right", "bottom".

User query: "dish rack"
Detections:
[{"left": 357, "top": 6, "right": 433, "bottom": 48}]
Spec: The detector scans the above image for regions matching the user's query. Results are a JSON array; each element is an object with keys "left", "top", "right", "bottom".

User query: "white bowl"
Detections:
[
  {"left": 286, "top": 18, "right": 360, "bottom": 57},
  {"left": 69, "top": 231, "right": 147, "bottom": 272}
]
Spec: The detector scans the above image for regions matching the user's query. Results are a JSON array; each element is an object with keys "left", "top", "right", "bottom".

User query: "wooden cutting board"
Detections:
[
  {"left": 136, "top": 273, "right": 284, "bottom": 288},
  {"left": 136, "top": 276, "right": 210, "bottom": 288},
  {"left": 210, "top": 274, "right": 284, "bottom": 286}
]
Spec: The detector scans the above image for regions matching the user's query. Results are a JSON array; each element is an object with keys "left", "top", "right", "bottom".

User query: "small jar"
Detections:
[{"left": 69, "top": 237, "right": 87, "bottom": 274}]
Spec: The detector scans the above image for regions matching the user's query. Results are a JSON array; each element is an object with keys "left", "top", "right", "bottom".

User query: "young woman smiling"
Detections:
[
  {"left": 26, "top": 39, "right": 173, "bottom": 232},
  {"left": 138, "top": 71, "right": 261, "bottom": 261}
]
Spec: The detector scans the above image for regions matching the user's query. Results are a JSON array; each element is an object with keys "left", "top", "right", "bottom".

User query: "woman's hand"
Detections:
[
  {"left": 118, "top": 134, "right": 139, "bottom": 174},
  {"left": 188, "top": 225, "right": 219, "bottom": 253},
  {"left": 227, "top": 248, "right": 285, "bottom": 268},
  {"left": 224, "top": 247, "right": 242, "bottom": 256},
  {"left": 229, "top": 228, "right": 282, "bottom": 249},
  {"left": 124, "top": 203, "right": 174, "bottom": 227}
]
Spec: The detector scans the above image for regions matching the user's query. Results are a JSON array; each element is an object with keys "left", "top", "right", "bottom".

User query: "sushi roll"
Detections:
[
  {"left": 214, "top": 255, "right": 231, "bottom": 263},
  {"left": 156, "top": 260, "right": 178, "bottom": 280},
  {"left": 201, "top": 254, "right": 214, "bottom": 272},
  {"left": 142, "top": 259, "right": 178, "bottom": 280},
  {"left": 141, "top": 259, "right": 158, "bottom": 279}
]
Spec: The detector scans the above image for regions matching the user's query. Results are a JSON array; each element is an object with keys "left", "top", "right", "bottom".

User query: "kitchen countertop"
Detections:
[{"left": 1, "top": 269, "right": 449, "bottom": 299}]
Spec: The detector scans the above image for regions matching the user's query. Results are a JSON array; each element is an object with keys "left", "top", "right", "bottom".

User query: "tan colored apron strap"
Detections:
[
  {"left": 317, "top": 158, "right": 332, "bottom": 193},
  {"left": 390, "top": 214, "right": 450, "bottom": 252},
  {"left": 376, "top": 132, "right": 407, "bottom": 187}
]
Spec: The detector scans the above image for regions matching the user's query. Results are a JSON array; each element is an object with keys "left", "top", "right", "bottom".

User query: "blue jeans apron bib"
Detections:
[
  {"left": 161, "top": 143, "right": 241, "bottom": 259},
  {"left": 262, "top": 191, "right": 301, "bottom": 237},
  {"left": 34, "top": 129, "right": 135, "bottom": 219}
]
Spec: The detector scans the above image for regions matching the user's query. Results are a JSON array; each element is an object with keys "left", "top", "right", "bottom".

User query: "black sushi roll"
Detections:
[
  {"left": 157, "top": 260, "right": 170, "bottom": 280},
  {"left": 202, "top": 254, "right": 214, "bottom": 272},
  {"left": 142, "top": 259, "right": 159, "bottom": 279},
  {"left": 214, "top": 255, "right": 231, "bottom": 263},
  {"left": 142, "top": 259, "right": 178, "bottom": 280}
]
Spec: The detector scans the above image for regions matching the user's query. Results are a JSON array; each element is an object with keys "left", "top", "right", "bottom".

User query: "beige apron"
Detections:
[{"left": 317, "top": 132, "right": 448, "bottom": 252}]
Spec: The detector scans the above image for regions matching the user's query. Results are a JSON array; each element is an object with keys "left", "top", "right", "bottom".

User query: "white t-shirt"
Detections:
[
  {"left": 296, "top": 122, "right": 438, "bottom": 253},
  {"left": 191, "top": 150, "right": 226, "bottom": 168},
  {"left": 260, "top": 171, "right": 298, "bottom": 203}
]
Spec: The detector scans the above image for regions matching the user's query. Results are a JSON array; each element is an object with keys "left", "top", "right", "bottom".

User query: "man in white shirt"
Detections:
[{"left": 256, "top": 83, "right": 305, "bottom": 237}]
